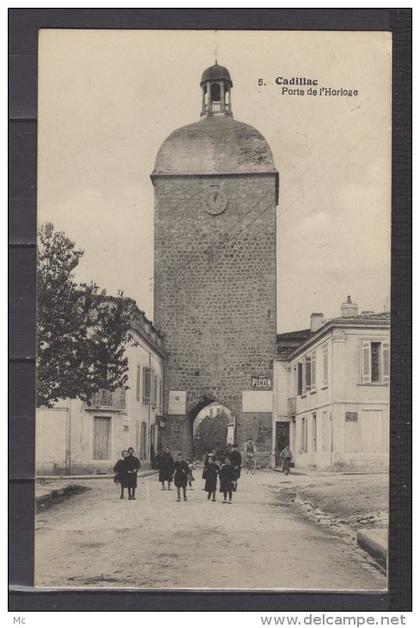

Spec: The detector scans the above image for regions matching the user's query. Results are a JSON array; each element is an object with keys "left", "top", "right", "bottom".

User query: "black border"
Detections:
[{"left": 8, "top": 8, "right": 412, "bottom": 612}]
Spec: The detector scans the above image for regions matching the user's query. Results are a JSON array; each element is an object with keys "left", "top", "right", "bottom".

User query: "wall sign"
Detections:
[
  {"left": 168, "top": 391, "right": 187, "bottom": 415},
  {"left": 251, "top": 375, "right": 272, "bottom": 390}
]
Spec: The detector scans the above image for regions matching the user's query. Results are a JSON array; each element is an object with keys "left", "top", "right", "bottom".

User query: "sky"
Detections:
[{"left": 38, "top": 29, "right": 391, "bottom": 332}]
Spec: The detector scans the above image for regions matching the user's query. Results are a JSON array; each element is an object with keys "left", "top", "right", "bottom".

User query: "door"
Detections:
[
  {"left": 93, "top": 416, "right": 111, "bottom": 460},
  {"left": 275, "top": 422, "right": 290, "bottom": 466}
]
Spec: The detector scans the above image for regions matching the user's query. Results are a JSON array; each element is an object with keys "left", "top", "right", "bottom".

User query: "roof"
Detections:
[
  {"left": 152, "top": 116, "right": 278, "bottom": 178},
  {"left": 201, "top": 63, "right": 232, "bottom": 86},
  {"left": 276, "top": 311, "right": 390, "bottom": 361},
  {"left": 277, "top": 328, "right": 312, "bottom": 342}
]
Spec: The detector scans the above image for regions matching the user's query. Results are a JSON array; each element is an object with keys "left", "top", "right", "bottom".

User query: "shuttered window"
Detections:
[
  {"left": 360, "top": 340, "right": 390, "bottom": 384},
  {"left": 143, "top": 367, "right": 152, "bottom": 404},
  {"left": 305, "top": 356, "right": 312, "bottom": 392},
  {"left": 297, "top": 362, "right": 303, "bottom": 395},
  {"left": 152, "top": 372, "right": 158, "bottom": 407},
  {"left": 136, "top": 365, "right": 141, "bottom": 401},
  {"left": 310, "top": 351, "right": 316, "bottom": 391},
  {"left": 322, "top": 343, "right": 328, "bottom": 387},
  {"left": 382, "top": 342, "right": 390, "bottom": 383}
]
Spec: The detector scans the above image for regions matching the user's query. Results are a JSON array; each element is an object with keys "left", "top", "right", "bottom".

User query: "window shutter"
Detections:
[
  {"left": 136, "top": 365, "right": 141, "bottom": 401},
  {"left": 361, "top": 341, "right": 371, "bottom": 383},
  {"left": 323, "top": 344, "right": 328, "bottom": 386},
  {"left": 305, "top": 356, "right": 312, "bottom": 391},
  {"left": 382, "top": 342, "right": 390, "bottom": 383},
  {"left": 311, "top": 351, "right": 316, "bottom": 391},
  {"left": 152, "top": 372, "right": 158, "bottom": 407},
  {"left": 143, "top": 367, "right": 151, "bottom": 404}
]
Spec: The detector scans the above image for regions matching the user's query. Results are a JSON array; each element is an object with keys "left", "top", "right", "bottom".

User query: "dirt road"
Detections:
[{"left": 35, "top": 471, "right": 386, "bottom": 590}]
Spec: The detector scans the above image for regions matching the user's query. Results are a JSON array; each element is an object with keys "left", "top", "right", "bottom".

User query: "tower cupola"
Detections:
[{"left": 200, "top": 62, "right": 233, "bottom": 118}]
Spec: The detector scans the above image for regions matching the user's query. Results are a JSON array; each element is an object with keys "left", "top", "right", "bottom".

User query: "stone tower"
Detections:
[{"left": 152, "top": 63, "right": 279, "bottom": 462}]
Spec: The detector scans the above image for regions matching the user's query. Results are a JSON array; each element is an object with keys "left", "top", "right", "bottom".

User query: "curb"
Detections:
[
  {"left": 36, "top": 484, "right": 90, "bottom": 512},
  {"left": 36, "top": 470, "right": 158, "bottom": 481},
  {"left": 357, "top": 528, "right": 388, "bottom": 569}
]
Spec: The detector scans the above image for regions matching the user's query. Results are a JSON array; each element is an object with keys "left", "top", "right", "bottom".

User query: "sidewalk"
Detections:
[
  {"left": 272, "top": 469, "right": 388, "bottom": 569},
  {"left": 36, "top": 469, "right": 158, "bottom": 511}
]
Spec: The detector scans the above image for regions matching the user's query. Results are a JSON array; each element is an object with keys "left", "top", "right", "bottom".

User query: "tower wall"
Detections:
[{"left": 153, "top": 174, "right": 277, "bottom": 462}]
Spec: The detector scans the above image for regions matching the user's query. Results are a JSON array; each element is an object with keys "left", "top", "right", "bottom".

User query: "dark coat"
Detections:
[
  {"left": 204, "top": 464, "right": 219, "bottom": 493},
  {"left": 219, "top": 463, "right": 236, "bottom": 493},
  {"left": 126, "top": 455, "right": 141, "bottom": 488},
  {"left": 157, "top": 452, "right": 174, "bottom": 482},
  {"left": 229, "top": 450, "right": 242, "bottom": 479},
  {"left": 173, "top": 460, "right": 189, "bottom": 488},
  {"left": 113, "top": 458, "right": 129, "bottom": 488}
]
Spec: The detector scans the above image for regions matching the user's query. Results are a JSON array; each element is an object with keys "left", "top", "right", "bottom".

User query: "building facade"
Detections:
[
  {"left": 36, "top": 309, "right": 165, "bottom": 475},
  {"left": 273, "top": 298, "right": 390, "bottom": 471},
  {"left": 152, "top": 64, "right": 279, "bottom": 464}
]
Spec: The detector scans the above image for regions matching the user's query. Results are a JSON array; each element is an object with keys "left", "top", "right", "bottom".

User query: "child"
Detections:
[
  {"left": 126, "top": 446, "right": 141, "bottom": 500},
  {"left": 220, "top": 457, "right": 236, "bottom": 504},
  {"left": 204, "top": 456, "right": 219, "bottom": 502},
  {"left": 173, "top": 453, "right": 189, "bottom": 502},
  {"left": 186, "top": 458, "right": 195, "bottom": 489},
  {"left": 113, "top": 449, "right": 129, "bottom": 499}
]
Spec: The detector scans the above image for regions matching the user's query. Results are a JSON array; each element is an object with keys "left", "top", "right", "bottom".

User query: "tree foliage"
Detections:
[
  {"left": 195, "top": 412, "right": 229, "bottom": 457},
  {"left": 37, "top": 223, "right": 137, "bottom": 407}
]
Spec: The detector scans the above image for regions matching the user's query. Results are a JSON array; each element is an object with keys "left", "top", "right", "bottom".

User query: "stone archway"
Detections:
[{"left": 186, "top": 396, "right": 234, "bottom": 460}]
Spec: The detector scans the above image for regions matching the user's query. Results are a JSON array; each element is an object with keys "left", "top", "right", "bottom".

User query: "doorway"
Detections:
[{"left": 275, "top": 421, "right": 290, "bottom": 466}]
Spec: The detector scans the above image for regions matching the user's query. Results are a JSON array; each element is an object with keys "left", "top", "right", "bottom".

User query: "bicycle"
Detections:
[{"left": 245, "top": 453, "right": 256, "bottom": 475}]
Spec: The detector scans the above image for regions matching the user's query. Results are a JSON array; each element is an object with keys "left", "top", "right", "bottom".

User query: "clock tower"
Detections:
[{"left": 151, "top": 63, "right": 279, "bottom": 463}]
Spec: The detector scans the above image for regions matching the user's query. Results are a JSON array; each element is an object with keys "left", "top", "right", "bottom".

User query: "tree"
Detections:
[
  {"left": 37, "top": 223, "right": 137, "bottom": 407},
  {"left": 196, "top": 412, "right": 229, "bottom": 457}
]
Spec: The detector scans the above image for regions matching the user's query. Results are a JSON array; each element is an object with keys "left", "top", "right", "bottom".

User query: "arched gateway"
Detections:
[{"left": 151, "top": 63, "right": 279, "bottom": 463}]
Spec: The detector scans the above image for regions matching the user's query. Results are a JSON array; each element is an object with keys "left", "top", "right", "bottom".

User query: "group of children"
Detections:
[
  {"left": 113, "top": 447, "right": 142, "bottom": 500},
  {"left": 202, "top": 454, "right": 239, "bottom": 504},
  {"left": 114, "top": 444, "right": 244, "bottom": 504},
  {"left": 156, "top": 444, "right": 243, "bottom": 504}
]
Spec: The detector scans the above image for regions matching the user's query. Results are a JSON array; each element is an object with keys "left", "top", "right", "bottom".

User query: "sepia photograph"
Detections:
[{"left": 34, "top": 28, "right": 392, "bottom": 591}]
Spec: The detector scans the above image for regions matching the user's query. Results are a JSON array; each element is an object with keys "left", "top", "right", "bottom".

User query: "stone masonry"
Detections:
[{"left": 151, "top": 65, "right": 278, "bottom": 463}]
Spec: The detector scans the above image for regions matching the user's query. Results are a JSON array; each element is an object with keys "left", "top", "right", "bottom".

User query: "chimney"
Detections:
[
  {"left": 310, "top": 312, "right": 324, "bottom": 332},
  {"left": 341, "top": 296, "right": 358, "bottom": 318}
]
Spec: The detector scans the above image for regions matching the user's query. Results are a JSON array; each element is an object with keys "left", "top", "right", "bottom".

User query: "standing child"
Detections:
[
  {"left": 220, "top": 457, "right": 236, "bottom": 504},
  {"left": 186, "top": 458, "right": 195, "bottom": 489},
  {"left": 204, "top": 456, "right": 219, "bottom": 502},
  {"left": 126, "top": 446, "right": 141, "bottom": 500},
  {"left": 173, "top": 453, "right": 189, "bottom": 502},
  {"left": 113, "top": 450, "right": 129, "bottom": 499},
  {"left": 228, "top": 443, "right": 242, "bottom": 492}
]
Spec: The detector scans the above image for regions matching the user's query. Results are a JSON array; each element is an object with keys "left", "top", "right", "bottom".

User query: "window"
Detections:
[
  {"left": 322, "top": 411, "right": 330, "bottom": 452},
  {"left": 312, "top": 414, "right": 317, "bottom": 452},
  {"left": 159, "top": 379, "right": 163, "bottom": 412},
  {"left": 305, "top": 356, "right": 311, "bottom": 391},
  {"left": 141, "top": 422, "right": 147, "bottom": 459},
  {"left": 361, "top": 341, "right": 390, "bottom": 384},
  {"left": 304, "top": 352, "right": 316, "bottom": 392},
  {"left": 297, "top": 362, "right": 303, "bottom": 395},
  {"left": 93, "top": 416, "right": 111, "bottom": 460},
  {"left": 136, "top": 365, "right": 141, "bottom": 401},
  {"left": 143, "top": 367, "right": 152, "bottom": 404},
  {"left": 311, "top": 351, "right": 316, "bottom": 391},
  {"left": 152, "top": 372, "right": 158, "bottom": 408},
  {"left": 301, "top": 417, "right": 308, "bottom": 452},
  {"left": 211, "top": 82, "right": 221, "bottom": 101},
  {"left": 322, "top": 343, "right": 328, "bottom": 387}
]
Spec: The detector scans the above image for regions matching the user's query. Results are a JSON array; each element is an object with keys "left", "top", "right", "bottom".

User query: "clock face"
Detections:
[{"left": 203, "top": 186, "right": 228, "bottom": 215}]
